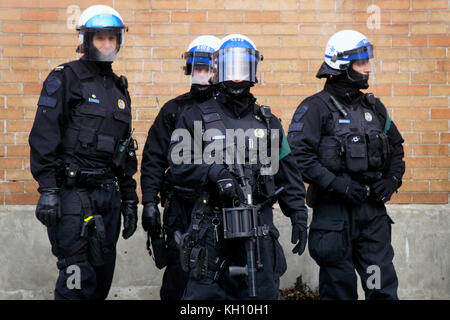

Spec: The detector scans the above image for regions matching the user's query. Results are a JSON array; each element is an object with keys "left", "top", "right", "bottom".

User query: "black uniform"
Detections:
[
  {"left": 29, "top": 58, "right": 138, "bottom": 300},
  {"left": 287, "top": 79, "right": 405, "bottom": 300},
  {"left": 140, "top": 87, "right": 213, "bottom": 300},
  {"left": 168, "top": 90, "right": 308, "bottom": 300}
]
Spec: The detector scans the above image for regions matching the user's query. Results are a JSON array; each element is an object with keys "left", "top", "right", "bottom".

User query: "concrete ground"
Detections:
[{"left": 0, "top": 203, "right": 449, "bottom": 300}]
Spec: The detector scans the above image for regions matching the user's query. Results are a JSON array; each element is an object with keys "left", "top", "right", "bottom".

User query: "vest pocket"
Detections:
[
  {"left": 318, "top": 136, "right": 343, "bottom": 173},
  {"left": 366, "top": 133, "right": 383, "bottom": 170},
  {"left": 96, "top": 134, "right": 116, "bottom": 154},
  {"left": 344, "top": 134, "right": 368, "bottom": 173}
]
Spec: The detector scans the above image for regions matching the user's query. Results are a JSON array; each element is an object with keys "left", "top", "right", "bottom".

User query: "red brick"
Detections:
[
  {"left": 2, "top": 22, "right": 39, "bottom": 33},
  {"left": 429, "top": 36, "right": 450, "bottom": 47},
  {"left": 0, "top": 182, "right": 24, "bottom": 193},
  {"left": 412, "top": 73, "right": 446, "bottom": 84},
  {"left": 413, "top": 169, "right": 448, "bottom": 180},
  {"left": 431, "top": 157, "right": 450, "bottom": 168},
  {"left": 430, "top": 108, "right": 450, "bottom": 119},
  {"left": 5, "top": 193, "right": 39, "bottom": 205},
  {"left": 412, "top": 193, "right": 448, "bottom": 204},
  {"left": 413, "top": 145, "right": 448, "bottom": 156},
  {"left": 246, "top": 12, "right": 279, "bottom": 23},
  {"left": 22, "top": 9, "right": 58, "bottom": 21},
  {"left": 430, "top": 181, "right": 450, "bottom": 193},
  {"left": 0, "top": 0, "right": 37, "bottom": 8},
  {"left": 389, "top": 192, "right": 411, "bottom": 204},
  {"left": 412, "top": 0, "right": 448, "bottom": 9},
  {"left": 208, "top": 11, "right": 243, "bottom": 23}
]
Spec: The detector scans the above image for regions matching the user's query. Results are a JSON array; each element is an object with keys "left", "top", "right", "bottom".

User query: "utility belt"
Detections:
[
  {"left": 61, "top": 163, "right": 117, "bottom": 189},
  {"left": 318, "top": 132, "right": 391, "bottom": 175},
  {"left": 160, "top": 179, "right": 201, "bottom": 207}
]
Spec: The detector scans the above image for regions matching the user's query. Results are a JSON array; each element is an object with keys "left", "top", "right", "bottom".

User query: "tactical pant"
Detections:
[
  {"left": 47, "top": 182, "right": 121, "bottom": 300},
  {"left": 160, "top": 195, "right": 194, "bottom": 300},
  {"left": 182, "top": 207, "right": 287, "bottom": 300},
  {"left": 308, "top": 198, "right": 398, "bottom": 300}
]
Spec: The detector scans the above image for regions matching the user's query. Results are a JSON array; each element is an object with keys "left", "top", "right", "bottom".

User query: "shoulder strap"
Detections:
[
  {"left": 197, "top": 99, "right": 227, "bottom": 134},
  {"left": 64, "top": 60, "right": 94, "bottom": 81}
]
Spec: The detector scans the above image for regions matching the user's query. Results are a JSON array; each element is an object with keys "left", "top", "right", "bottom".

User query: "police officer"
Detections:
[
  {"left": 168, "top": 34, "right": 308, "bottom": 300},
  {"left": 287, "top": 30, "right": 405, "bottom": 300},
  {"left": 140, "top": 35, "right": 221, "bottom": 300},
  {"left": 29, "top": 5, "right": 138, "bottom": 300}
]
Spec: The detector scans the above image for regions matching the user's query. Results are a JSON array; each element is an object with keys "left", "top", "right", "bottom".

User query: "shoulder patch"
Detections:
[
  {"left": 293, "top": 105, "right": 308, "bottom": 122},
  {"left": 45, "top": 76, "right": 62, "bottom": 96},
  {"left": 288, "top": 122, "right": 304, "bottom": 133},
  {"left": 38, "top": 95, "right": 57, "bottom": 108}
]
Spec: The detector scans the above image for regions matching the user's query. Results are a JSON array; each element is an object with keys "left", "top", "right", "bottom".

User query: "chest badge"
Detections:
[
  {"left": 88, "top": 94, "right": 99, "bottom": 104},
  {"left": 118, "top": 99, "right": 126, "bottom": 110},
  {"left": 254, "top": 128, "right": 265, "bottom": 138},
  {"left": 364, "top": 112, "right": 373, "bottom": 122}
]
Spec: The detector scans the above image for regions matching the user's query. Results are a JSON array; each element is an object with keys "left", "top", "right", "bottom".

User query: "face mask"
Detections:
[
  {"left": 222, "top": 81, "right": 252, "bottom": 98},
  {"left": 190, "top": 84, "right": 214, "bottom": 101},
  {"left": 345, "top": 63, "right": 369, "bottom": 89}
]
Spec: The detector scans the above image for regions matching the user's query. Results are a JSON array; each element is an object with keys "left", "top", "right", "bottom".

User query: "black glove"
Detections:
[
  {"left": 371, "top": 176, "right": 400, "bottom": 203},
  {"left": 142, "top": 202, "right": 161, "bottom": 234},
  {"left": 208, "top": 165, "right": 243, "bottom": 203},
  {"left": 35, "top": 188, "right": 60, "bottom": 227},
  {"left": 330, "top": 176, "right": 368, "bottom": 205},
  {"left": 121, "top": 200, "right": 138, "bottom": 239},
  {"left": 290, "top": 212, "right": 307, "bottom": 256}
]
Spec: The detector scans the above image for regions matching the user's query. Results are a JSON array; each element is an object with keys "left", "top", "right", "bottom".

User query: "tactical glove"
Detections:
[
  {"left": 208, "top": 165, "right": 243, "bottom": 202},
  {"left": 142, "top": 202, "right": 161, "bottom": 234},
  {"left": 290, "top": 212, "right": 308, "bottom": 256},
  {"left": 121, "top": 200, "right": 138, "bottom": 239},
  {"left": 330, "top": 176, "right": 368, "bottom": 205},
  {"left": 371, "top": 176, "right": 400, "bottom": 203},
  {"left": 35, "top": 188, "right": 60, "bottom": 227}
]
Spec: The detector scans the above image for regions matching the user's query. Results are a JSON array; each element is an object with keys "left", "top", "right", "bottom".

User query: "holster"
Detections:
[
  {"left": 306, "top": 184, "right": 318, "bottom": 208},
  {"left": 147, "top": 232, "right": 168, "bottom": 270}
]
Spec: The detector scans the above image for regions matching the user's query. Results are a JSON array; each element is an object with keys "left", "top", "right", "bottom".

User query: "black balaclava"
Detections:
[
  {"left": 190, "top": 84, "right": 215, "bottom": 102},
  {"left": 345, "top": 60, "right": 370, "bottom": 90},
  {"left": 218, "top": 81, "right": 255, "bottom": 117},
  {"left": 324, "top": 61, "right": 369, "bottom": 105}
]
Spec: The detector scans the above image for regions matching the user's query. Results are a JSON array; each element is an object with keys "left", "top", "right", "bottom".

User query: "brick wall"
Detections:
[{"left": 0, "top": 0, "right": 448, "bottom": 205}]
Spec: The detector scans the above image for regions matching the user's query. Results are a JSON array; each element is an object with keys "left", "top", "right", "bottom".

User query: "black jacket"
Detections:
[
  {"left": 287, "top": 81, "right": 405, "bottom": 190},
  {"left": 29, "top": 58, "right": 138, "bottom": 201}
]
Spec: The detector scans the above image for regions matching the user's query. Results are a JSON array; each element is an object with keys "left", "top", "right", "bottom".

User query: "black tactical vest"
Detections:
[
  {"left": 60, "top": 60, "right": 131, "bottom": 166},
  {"left": 316, "top": 90, "right": 390, "bottom": 175},
  {"left": 197, "top": 97, "right": 277, "bottom": 201}
]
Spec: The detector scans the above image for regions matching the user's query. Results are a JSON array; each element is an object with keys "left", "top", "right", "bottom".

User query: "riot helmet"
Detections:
[
  {"left": 317, "top": 30, "right": 375, "bottom": 89},
  {"left": 182, "top": 35, "right": 221, "bottom": 86}
]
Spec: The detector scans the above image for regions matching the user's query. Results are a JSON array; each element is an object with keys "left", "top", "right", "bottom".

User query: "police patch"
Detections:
[
  {"left": 254, "top": 128, "right": 265, "bottom": 138},
  {"left": 364, "top": 112, "right": 373, "bottom": 122},
  {"left": 118, "top": 99, "right": 126, "bottom": 109},
  {"left": 45, "top": 76, "right": 62, "bottom": 96}
]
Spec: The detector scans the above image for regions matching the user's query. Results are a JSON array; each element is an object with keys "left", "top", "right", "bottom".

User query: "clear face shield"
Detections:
[
  {"left": 182, "top": 51, "right": 214, "bottom": 86},
  {"left": 79, "top": 27, "right": 126, "bottom": 62},
  {"left": 212, "top": 47, "right": 261, "bottom": 84}
]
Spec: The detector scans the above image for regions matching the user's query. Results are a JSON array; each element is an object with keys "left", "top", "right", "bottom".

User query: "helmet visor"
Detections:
[
  {"left": 213, "top": 47, "right": 260, "bottom": 84},
  {"left": 182, "top": 51, "right": 214, "bottom": 85}
]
